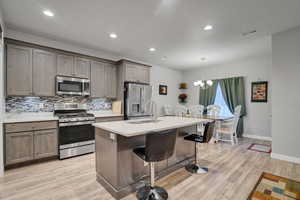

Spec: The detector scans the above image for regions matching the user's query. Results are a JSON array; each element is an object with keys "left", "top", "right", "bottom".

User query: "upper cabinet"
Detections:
[
  {"left": 5, "top": 40, "right": 118, "bottom": 98},
  {"left": 33, "top": 49, "right": 57, "bottom": 96},
  {"left": 6, "top": 44, "right": 33, "bottom": 96},
  {"left": 121, "top": 61, "right": 150, "bottom": 84},
  {"left": 74, "top": 57, "right": 91, "bottom": 79},
  {"left": 105, "top": 63, "right": 117, "bottom": 98},
  {"left": 57, "top": 55, "right": 90, "bottom": 79},
  {"left": 57, "top": 54, "right": 74, "bottom": 77},
  {"left": 91, "top": 61, "right": 106, "bottom": 98},
  {"left": 91, "top": 61, "right": 117, "bottom": 98}
]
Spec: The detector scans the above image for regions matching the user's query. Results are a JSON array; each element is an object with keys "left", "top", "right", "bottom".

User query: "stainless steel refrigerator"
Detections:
[{"left": 124, "top": 82, "right": 152, "bottom": 120}]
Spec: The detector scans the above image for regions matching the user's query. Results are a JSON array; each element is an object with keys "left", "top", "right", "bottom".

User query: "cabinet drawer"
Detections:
[
  {"left": 5, "top": 122, "right": 35, "bottom": 133},
  {"left": 5, "top": 121, "right": 57, "bottom": 133},
  {"left": 33, "top": 121, "right": 57, "bottom": 130},
  {"left": 95, "top": 116, "right": 123, "bottom": 123}
]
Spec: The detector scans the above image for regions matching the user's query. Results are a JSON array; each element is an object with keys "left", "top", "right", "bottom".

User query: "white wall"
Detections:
[
  {"left": 271, "top": 26, "right": 300, "bottom": 163},
  {"left": 150, "top": 66, "right": 182, "bottom": 115},
  {"left": 182, "top": 51, "right": 272, "bottom": 139},
  {"left": 0, "top": 7, "right": 5, "bottom": 176}
]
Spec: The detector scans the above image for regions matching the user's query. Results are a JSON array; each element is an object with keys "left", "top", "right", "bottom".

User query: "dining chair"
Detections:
[
  {"left": 174, "top": 105, "right": 188, "bottom": 116},
  {"left": 188, "top": 105, "right": 204, "bottom": 118},
  {"left": 206, "top": 105, "right": 221, "bottom": 116},
  {"left": 189, "top": 105, "right": 205, "bottom": 134},
  {"left": 163, "top": 105, "right": 174, "bottom": 116},
  {"left": 216, "top": 105, "right": 242, "bottom": 145}
]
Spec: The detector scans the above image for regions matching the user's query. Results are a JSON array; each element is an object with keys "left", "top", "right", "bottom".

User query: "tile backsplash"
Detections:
[{"left": 6, "top": 96, "right": 112, "bottom": 113}]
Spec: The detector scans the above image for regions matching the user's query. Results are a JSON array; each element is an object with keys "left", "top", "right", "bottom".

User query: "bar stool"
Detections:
[
  {"left": 184, "top": 122, "right": 215, "bottom": 174},
  {"left": 133, "top": 129, "right": 177, "bottom": 200}
]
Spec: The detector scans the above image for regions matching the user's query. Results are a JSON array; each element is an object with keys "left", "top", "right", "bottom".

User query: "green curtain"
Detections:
[
  {"left": 219, "top": 77, "right": 246, "bottom": 137},
  {"left": 199, "top": 80, "right": 218, "bottom": 107}
]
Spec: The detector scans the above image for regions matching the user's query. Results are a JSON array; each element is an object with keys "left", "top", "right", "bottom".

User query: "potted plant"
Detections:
[{"left": 178, "top": 93, "right": 187, "bottom": 103}]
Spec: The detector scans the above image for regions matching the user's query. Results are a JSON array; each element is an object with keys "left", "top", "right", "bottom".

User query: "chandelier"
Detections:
[{"left": 193, "top": 80, "right": 213, "bottom": 89}]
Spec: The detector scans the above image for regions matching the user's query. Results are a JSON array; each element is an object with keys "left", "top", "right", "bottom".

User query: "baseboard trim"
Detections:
[
  {"left": 271, "top": 153, "right": 300, "bottom": 164},
  {"left": 243, "top": 134, "right": 272, "bottom": 141}
]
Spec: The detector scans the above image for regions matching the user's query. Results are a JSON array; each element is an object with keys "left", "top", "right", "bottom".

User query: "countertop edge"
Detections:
[{"left": 93, "top": 118, "right": 209, "bottom": 137}]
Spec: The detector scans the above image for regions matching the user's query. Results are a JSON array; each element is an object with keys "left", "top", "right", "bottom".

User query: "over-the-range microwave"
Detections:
[{"left": 56, "top": 76, "right": 90, "bottom": 96}]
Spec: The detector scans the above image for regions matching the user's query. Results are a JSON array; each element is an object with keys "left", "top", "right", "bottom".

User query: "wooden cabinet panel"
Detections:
[
  {"left": 125, "top": 63, "right": 138, "bottom": 82},
  {"left": 57, "top": 54, "right": 74, "bottom": 76},
  {"left": 124, "top": 63, "right": 150, "bottom": 84},
  {"left": 6, "top": 44, "right": 33, "bottom": 96},
  {"left": 74, "top": 57, "right": 90, "bottom": 78},
  {"left": 34, "top": 129, "right": 58, "bottom": 159},
  {"left": 33, "top": 49, "right": 57, "bottom": 96},
  {"left": 138, "top": 66, "right": 150, "bottom": 84},
  {"left": 5, "top": 121, "right": 57, "bottom": 133},
  {"left": 105, "top": 64, "right": 117, "bottom": 98},
  {"left": 91, "top": 61, "right": 106, "bottom": 98},
  {"left": 5, "top": 122, "right": 34, "bottom": 133},
  {"left": 6, "top": 132, "right": 34, "bottom": 165},
  {"left": 32, "top": 121, "right": 57, "bottom": 131}
]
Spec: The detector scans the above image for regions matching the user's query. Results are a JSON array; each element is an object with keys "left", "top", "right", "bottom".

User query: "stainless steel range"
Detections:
[{"left": 54, "top": 103, "right": 95, "bottom": 159}]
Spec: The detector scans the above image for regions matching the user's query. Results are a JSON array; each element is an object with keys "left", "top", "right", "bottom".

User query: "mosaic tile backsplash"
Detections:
[{"left": 6, "top": 96, "right": 112, "bottom": 113}]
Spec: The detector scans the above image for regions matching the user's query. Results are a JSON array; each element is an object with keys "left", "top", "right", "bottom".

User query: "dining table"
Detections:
[{"left": 200, "top": 115, "right": 234, "bottom": 143}]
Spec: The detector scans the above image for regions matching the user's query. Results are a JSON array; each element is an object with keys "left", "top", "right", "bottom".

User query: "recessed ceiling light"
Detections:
[
  {"left": 149, "top": 48, "right": 156, "bottom": 52},
  {"left": 204, "top": 25, "right": 213, "bottom": 31},
  {"left": 43, "top": 10, "right": 54, "bottom": 17},
  {"left": 109, "top": 33, "right": 117, "bottom": 39}
]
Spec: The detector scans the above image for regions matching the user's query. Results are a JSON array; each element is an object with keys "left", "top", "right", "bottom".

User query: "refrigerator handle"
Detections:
[{"left": 140, "top": 87, "right": 143, "bottom": 113}]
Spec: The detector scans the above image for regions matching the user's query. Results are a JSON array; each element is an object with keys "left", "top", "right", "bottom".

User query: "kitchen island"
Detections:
[{"left": 93, "top": 116, "right": 209, "bottom": 199}]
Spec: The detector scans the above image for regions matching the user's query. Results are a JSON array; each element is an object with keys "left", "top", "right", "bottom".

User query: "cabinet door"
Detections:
[
  {"left": 6, "top": 132, "right": 34, "bottom": 165},
  {"left": 105, "top": 63, "right": 117, "bottom": 98},
  {"left": 34, "top": 129, "right": 58, "bottom": 159},
  {"left": 6, "top": 44, "right": 33, "bottom": 96},
  {"left": 57, "top": 54, "right": 74, "bottom": 76},
  {"left": 125, "top": 63, "right": 139, "bottom": 82},
  {"left": 138, "top": 66, "right": 150, "bottom": 84},
  {"left": 33, "top": 49, "right": 57, "bottom": 96},
  {"left": 91, "top": 61, "right": 106, "bottom": 97},
  {"left": 74, "top": 57, "right": 91, "bottom": 78}
]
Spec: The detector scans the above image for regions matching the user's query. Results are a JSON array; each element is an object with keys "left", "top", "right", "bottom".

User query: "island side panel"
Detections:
[{"left": 95, "top": 128, "right": 118, "bottom": 187}]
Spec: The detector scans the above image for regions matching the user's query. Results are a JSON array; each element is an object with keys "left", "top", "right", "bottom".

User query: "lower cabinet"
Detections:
[
  {"left": 5, "top": 128, "right": 58, "bottom": 165},
  {"left": 6, "top": 132, "right": 34, "bottom": 165},
  {"left": 34, "top": 129, "right": 58, "bottom": 159}
]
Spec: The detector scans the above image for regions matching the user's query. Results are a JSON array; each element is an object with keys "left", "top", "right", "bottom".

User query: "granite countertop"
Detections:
[
  {"left": 3, "top": 112, "right": 59, "bottom": 123},
  {"left": 88, "top": 111, "right": 123, "bottom": 118},
  {"left": 93, "top": 116, "right": 210, "bottom": 137},
  {"left": 3, "top": 111, "right": 123, "bottom": 123}
]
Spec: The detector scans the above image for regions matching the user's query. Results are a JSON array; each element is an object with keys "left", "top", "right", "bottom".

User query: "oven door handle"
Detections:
[{"left": 59, "top": 121, "right": 95, "bottom": 127}]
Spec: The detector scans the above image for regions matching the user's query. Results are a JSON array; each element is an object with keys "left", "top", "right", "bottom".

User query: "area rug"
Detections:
[
  {"left": 248, "top": 143, "right": 271, "bottom": 153},
  {"left": 248, "top": 172, "right": 300, "bottom": 200}
]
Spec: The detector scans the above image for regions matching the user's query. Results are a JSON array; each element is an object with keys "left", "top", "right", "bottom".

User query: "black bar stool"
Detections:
[
  {"left": 133, "top": 129, "right": 177, "bottom": 200},
  {"left": 184, "top": 122, "right": 215, "bottom": 174}
]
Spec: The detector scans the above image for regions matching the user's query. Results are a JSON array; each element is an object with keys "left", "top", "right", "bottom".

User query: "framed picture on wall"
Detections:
[
  {"left": 159, "top": 85, "right": 168, "bottom": 95},
  {"left": 251, "top": 81, "right": 268, "bottom": 102}
]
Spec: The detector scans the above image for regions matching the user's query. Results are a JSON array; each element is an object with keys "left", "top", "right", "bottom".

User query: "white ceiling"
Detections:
[{"left": 1, "top": 0, "right": 300, "bottom": 70}]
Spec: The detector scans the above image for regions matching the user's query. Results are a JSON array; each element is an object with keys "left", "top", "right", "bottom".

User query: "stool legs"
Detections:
[
  {"left": 136, "top": 162, "right": 168, "bottom": 200},
  {"left": 185, "top": 142, "right": 208, "bottom": 174}
]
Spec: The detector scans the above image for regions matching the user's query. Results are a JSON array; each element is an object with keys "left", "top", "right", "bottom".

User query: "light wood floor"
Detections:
[{"left": 1, "top": 138, "right": 300, "bottom": 200}]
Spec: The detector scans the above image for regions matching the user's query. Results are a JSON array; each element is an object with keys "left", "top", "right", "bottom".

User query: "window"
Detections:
[{"left": 214, "top": 83, "right": 233, "bottom": 117}]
